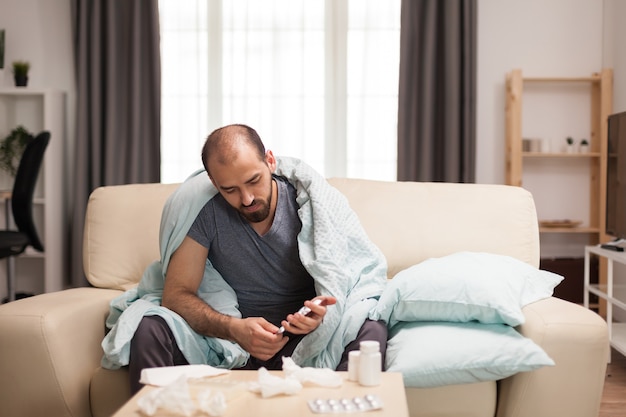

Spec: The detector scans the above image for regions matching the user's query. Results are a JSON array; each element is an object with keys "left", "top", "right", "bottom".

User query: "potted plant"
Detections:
[
  {"left": 0, "top": 126, "right": 32, "bottom": 176},
  {"left": 579, "top": 138, "right": 589, "bottom": 153},
  {"left": 12, "top": 60, "right": 30, "bottom": 87},
  {"left": 565, "top": 136, "right": 575, "bottom": 153}
]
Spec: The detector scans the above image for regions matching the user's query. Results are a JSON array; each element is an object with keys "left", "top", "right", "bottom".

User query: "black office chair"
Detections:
[{"left": 0, "top": 131, "right": 50, "bottom": 302}]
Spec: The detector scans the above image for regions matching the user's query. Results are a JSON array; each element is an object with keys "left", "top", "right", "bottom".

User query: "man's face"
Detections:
[{"left": 208, "top": 148, "right": 276, "bottom": 223}]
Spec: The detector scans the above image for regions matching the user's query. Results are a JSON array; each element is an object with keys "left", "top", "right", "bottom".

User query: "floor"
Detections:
[{"left": 600, "top": 348, "right": 626, "bottom": 417}]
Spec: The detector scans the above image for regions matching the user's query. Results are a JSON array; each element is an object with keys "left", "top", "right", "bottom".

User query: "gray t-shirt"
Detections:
[{"left": 187, "top": 175, "right": 316, "bottom": 326}]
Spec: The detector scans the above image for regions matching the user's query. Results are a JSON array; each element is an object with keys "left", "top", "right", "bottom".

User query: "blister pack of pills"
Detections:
[{"left": 307, "top": 394, "right": 383, "bottom": 413}]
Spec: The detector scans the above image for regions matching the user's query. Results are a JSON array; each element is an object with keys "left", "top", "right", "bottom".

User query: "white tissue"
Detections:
[
  {"left": 137, "top": 375, "right": 196, "bottom": 416},
  {"left": 248, "top": 367, "right": 303, "bottom": 398},
  {"left": 139, "top": 364, "right": 230, "bottom": 386},
  {"left": 282, "top": 357, "right": 343, "bottom": 388},
  {"left": 136, "top": 373, "right": 230, "bottom": 416},
  {"left": 197, "top": 389, "right": 227, "bottom": 416}
]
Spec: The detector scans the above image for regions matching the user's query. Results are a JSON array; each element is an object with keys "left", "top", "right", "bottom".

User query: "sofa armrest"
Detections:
[
  {"left": 496, "top": 297, "right": 609, "bottom": 417},
  {"left": 0, "top": 287, "right": 123, "bottom": 417}
]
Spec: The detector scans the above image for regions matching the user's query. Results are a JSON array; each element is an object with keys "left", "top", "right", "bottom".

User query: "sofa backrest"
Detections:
[
  {"left": 327, "top": 178, "right": 540, "bottom": 278},
  {"left": 83, "top": 178, "right": 539, "bottom": 289}
]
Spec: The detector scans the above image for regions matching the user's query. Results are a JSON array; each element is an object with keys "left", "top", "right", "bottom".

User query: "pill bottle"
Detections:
[
  {"left": 348, "top": 350, "right": 360, "bottom": 381},
  {"left": 358, "top": 340, "right": 381, "bottom": 386}
]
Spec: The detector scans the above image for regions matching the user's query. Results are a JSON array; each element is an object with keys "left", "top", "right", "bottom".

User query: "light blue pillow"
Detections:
[
  {"left": 371, "top": 252, "right": 563, "bottom": 327},
  {"left": 385, "top": 321, "right": 555, "bottom": 388}
]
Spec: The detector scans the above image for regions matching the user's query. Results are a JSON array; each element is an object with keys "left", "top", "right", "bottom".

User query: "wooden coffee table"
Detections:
[{"left": 113, "top": 370, "right": 408, "bottom": 416}]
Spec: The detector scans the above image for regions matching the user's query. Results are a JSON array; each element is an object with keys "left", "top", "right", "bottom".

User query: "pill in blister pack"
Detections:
[{"left": 307, "top": 394, "right": 383, "bottom": 413}]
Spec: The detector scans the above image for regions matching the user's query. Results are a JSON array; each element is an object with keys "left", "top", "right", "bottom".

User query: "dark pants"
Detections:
[{"left": 129, "top": 315, "right": 388, "bottom": 394}]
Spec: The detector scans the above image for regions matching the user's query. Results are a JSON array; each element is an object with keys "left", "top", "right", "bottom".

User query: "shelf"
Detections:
[
  {"left": 0, "top": 88, "right": 64, "bottom": 96},
  {"left": 588, "top": 284, "right": 626, "bottom": 311},
  {"left": 587, "top": 244, "right": 626, "bottom": 262},
  {"left": 522, "top": 75, "right": 603, "bottom": 83},
  {"left": 522, "top": 152, "right": 600, "bottom": 158},
  {"left": 611, "top": 323, "right": 626, "bottom": 359},
  {"left": 0, "top": 90, "right": 67, "bottom": 297},
  {"left": 539, "top": 226, "right": 599, "bottom": 234}
]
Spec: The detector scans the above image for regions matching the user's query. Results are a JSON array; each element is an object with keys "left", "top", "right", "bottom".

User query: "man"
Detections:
[{"left": 127, "top": 124, "right": 387, "bottom": 393}]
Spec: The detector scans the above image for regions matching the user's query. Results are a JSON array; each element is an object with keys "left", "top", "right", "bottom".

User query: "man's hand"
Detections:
[
  {"left": 230, "top": 317, "right": 290, "bottom": 360},
  {"left": 279, "top": 296, "right": 337, "bottom": 335}
]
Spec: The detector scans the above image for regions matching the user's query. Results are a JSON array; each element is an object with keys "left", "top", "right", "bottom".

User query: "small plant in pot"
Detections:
[
  {"left": 0, "top": 126, "right": 33, "bottom": 176},
  {"left": 565, "top": 136, "right": 576, "bottom": 153},
  {"left": 579, "top": 138, "right": 589, "bottom": 153},
  {"left": 12, "top": 60, "right": 30, "bottom": 87}
]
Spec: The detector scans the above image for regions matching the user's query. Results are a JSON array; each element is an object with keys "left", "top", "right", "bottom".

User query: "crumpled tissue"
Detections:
[
  {"left": 248, "top": 367, "right": 303, "bottom": 398},
  {"left": 137, "top": 375, "right": 196, "bottom": 416},
  {"left": 281, "top": 357, "right": 343, "bottom": 388},
  {"left": 136, "top": 374, "right": 227, "bottom": 417},
  {"left": 248, "top": 357, "right": 343, "bottom": 398}
]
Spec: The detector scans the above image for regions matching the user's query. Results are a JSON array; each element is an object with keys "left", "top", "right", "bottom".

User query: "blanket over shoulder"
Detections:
[{"left": 101, "top": 156, "right": 388, "bottom": 370}]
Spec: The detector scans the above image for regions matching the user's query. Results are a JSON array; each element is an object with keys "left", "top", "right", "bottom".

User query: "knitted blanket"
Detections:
[{"left": 101, "top": 156, "right": 388, "bottom": 370}]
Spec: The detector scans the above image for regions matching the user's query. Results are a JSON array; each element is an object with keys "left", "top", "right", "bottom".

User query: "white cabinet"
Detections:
[
  {"left": 0, "top": 89, "right": 66, "bottom": 298},
  {"left": 584, "top": 245, "right": 626, "bottom": 361}
]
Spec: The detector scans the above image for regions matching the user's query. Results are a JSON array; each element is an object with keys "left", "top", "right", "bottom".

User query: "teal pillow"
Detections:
[
  {"left": 371, "top": 252, "right": 563, "bottom": 327},
  {"left": 385, "top": 321, "right": 555, "bottom": 388}
]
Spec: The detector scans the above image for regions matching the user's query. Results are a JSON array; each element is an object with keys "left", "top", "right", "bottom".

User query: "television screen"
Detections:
[{"left": 605, "top": 111, "right": 626, "bottom": 247}]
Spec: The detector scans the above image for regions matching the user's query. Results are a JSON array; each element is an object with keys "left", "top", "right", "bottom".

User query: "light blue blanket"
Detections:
[{"left": 101, "top": 156, "right": 388, "bottom": 370}]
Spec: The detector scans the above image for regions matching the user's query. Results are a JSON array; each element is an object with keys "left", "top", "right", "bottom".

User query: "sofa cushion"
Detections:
[
  {"left": 386, "top": 320, "right": 554, "bottom": 388},
  {"left": 371, "top": 252, "right": 563, "bottom": 327},
  {"left": 83, "top": 183, "right": 179, "bottom": 290}
]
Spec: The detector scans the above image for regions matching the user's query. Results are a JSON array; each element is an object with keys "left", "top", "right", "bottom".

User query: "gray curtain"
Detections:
[
  {"left": 397, "top": 0, "right": 476, "bottom": 182},
  {"left": 70, "top": 0, "right": 161, "bottom": 287}
]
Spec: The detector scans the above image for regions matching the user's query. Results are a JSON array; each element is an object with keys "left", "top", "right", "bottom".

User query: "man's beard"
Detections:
[
  {"left": 240, "top": 199, "right": 270, "bottom": 223},
  {"left": 239, "top": 180, "right": 273, "bottom": 223}
]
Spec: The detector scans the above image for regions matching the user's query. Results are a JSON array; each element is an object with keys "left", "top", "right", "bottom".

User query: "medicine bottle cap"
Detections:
[{"left": 359, "top": 340, "right": 380, "bottom": 353}]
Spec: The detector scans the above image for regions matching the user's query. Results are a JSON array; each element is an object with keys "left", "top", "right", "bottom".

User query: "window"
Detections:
[{"left": 159, "top": 0, "right": 400, "bottom": 183}]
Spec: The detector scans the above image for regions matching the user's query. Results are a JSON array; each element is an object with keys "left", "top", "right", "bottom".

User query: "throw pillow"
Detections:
[
  {"left": 371, "top": 251, "right": 563, "bottom": 327},
  {"left": 385, "top": 320, "right": 555, "bottom": 388}
]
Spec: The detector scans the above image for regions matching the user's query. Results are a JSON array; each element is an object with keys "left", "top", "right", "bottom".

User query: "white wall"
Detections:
[
  {"left": 0, "top": 0, "right": 74, "bottom": 90},
  {"left": 0, "top": 0, "right": 75, "bottom": 195},
  {"left": 477, "top": 0, "right": 621, "bottom": 259},
  {"left": 604, "top": 0, "right": 626, "bottom": 113},
  {"left": 476, "top": 0, "right": 605, "bottom": 184}
]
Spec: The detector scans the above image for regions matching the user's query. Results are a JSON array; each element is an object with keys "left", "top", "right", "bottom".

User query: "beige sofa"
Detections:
[{"left": 0, "top": 178, "right": 609, "bottom": 417}]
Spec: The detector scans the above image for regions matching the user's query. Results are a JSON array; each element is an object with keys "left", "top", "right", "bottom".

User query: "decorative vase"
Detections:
[{"left": 14, "top": 75, "right": 28, "bottom": 87}]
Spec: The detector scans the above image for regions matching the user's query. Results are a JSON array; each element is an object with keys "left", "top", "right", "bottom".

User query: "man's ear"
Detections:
[{"left": 265, "top": 150, "right": 277, "bottom": 173}]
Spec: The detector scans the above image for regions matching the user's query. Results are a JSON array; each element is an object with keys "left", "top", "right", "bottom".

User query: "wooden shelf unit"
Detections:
[{"left": 505, "top": 69, "right": 613, "bottom": 243}]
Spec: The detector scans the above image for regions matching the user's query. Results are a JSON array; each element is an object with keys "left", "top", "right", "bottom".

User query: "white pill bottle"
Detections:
[{"left": 358, "top": 340, "right": 381, "bottom": 386}]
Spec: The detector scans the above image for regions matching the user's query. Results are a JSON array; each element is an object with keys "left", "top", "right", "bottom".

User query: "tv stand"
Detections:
[{"left": 584, "top": 245, "right": 626, "bottom": 362}]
